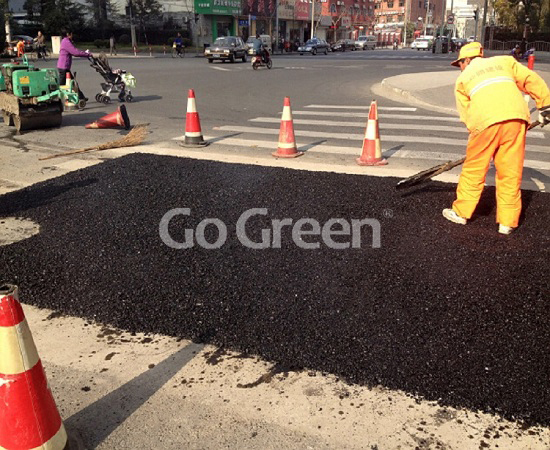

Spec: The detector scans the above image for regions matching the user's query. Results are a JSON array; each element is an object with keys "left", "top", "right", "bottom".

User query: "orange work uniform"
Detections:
[
  {"left": 16, "top": 41, "right": 25, "bottom": 57},
  {"left": 453, "top": 55, "right": 550, "bottom": 228}
]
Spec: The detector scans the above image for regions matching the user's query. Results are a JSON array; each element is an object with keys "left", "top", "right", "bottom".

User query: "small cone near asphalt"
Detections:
[
  {"left": 85, "top": 104, "right": 131, "bottom": 130},
  {"left": 0, "top": 284, "right": 68, "bottom": 450},
  {"left": 357, "top": 100, "right": 387, "bottom": 166},
  {"left": 180, "top": 89, "right": 208, "bottom": 147},
  {"left": 272, "top": 97, "right": 303, "bottom": 158}
]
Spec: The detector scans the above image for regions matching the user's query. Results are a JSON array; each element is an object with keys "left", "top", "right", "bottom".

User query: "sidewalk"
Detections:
[{"left": 377, "top": 56, "right": 550, "bottom": 116}]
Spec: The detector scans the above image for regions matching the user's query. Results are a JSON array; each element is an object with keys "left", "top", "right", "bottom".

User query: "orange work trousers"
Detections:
[{"left": 452, "top": 119, "right": 527, "bottom": 228}]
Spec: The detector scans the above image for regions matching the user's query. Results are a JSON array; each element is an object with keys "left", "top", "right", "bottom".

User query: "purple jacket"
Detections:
[{"left": 57, "top": 37, "right": 89, "bottom": 70}]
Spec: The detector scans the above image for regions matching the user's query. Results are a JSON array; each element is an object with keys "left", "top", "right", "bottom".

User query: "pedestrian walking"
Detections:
[
  {"left": 442, "top": 42, "right": 550, "bottom": 234},
  {"left": 34, "top": 31, "right": 46, "bottom": 58},
  {"left": 57, "top": 29, "right": 93, "bottom": 103},
  {"left": 110, "top": 35, "right": 117, "bottom": 56}
]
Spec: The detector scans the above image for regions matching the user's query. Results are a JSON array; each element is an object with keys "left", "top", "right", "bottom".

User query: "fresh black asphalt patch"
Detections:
[{"left": 1, "top": 154, "right": 549, "bottom": 425}]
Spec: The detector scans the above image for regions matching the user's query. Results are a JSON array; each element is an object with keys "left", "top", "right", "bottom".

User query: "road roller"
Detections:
[{"left": 0, "top": 56, "right": 67, "bottom": 132}]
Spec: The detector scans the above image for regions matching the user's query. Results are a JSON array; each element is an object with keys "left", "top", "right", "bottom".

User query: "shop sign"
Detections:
[
  {"left": 295, "top": 0, "right": 310, "bottom": 20},
  {"left": 278, "top": 0, "right": 295, "bottom": 20},
  {"left": 195, "top": 0, "right": 240, "bottom": 15}
]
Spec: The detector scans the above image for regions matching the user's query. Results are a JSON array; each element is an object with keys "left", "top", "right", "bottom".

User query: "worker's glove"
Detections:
[{"left": 539, "top": 105, "right": 550, "bottom": 128}]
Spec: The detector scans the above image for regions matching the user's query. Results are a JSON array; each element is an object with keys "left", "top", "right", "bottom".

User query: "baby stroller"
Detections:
[{"left": 89, "top": 53, "right": 136, "bottom": 104}]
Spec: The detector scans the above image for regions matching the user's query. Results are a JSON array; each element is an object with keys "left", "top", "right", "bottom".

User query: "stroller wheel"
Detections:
[
  {"left": 102, "top": 96, "right": 111, "bottom": 104},
  {"left": 78, "top": 99, "right": 87, "bottom": 110},
  {"left": 125, "top": 95, "right": 133, "bottom": 103},
  {"left": 95, "top": 94, "right": 102, "bottom": 102}
]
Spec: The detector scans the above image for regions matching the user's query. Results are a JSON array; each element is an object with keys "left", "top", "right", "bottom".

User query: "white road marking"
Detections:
[
  {"left": 306, "top": 105, "right": 417, "bottom": 111},
  {"left": 211, "top": 66, "right": 231, "bottom": 71},
  {"left": 292, "top": 110, "right": 461, "bottom": 121},
  {"left": 212, "top": 125, "right": 549, "bottom": 152},
  {"left": 250, "top": 117, "right": 468, "bottom": 133},
  {"left": 200, "top": 135, "right": 550, "bottom": 170}
]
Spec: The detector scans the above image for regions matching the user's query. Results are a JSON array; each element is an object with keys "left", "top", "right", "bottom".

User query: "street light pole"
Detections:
[
  {"left": 403, "top": 0, "right": 409, "bottom": 46},
  {"left": 311, "top": 0, "right": 315, "bottom": 39},
  {"left": 424, "top": 0, "right": 429, "bottom": 35}
]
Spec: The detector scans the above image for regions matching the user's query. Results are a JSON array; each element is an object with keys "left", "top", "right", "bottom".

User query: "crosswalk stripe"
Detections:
[
  {"left": 251, "top": 117, "right": 468, "bottom": 133},
  {"left": 200, "top": 135, "right": 550, "bottom": 171},
  {"left": 305, "top": 105, "right": 417, "bottom": 111},
  {"left": 292, "top": 110, "right": 461, "bottom": 121},
  {"left": 251, "top": 117, "right": 547, "bottom": 138},
  {"left": 213, "top": 125, "right": 549, "bottom": 153}
]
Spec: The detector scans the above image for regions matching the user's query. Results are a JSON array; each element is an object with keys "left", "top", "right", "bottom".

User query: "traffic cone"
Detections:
[
  {"left": 0, "top": 284, "right": 68, "bottom": 450},
  {"left": 528, "top": 52, "right": 535, "bottom": 70},
  {"left": 272, "top": 97, "right": 303, "bottom": 158},
  {"left": 180, "top": 89, "right": 208, "bottom": 147},
  {"left": 357, "top": 100, "right": 387, "bottom": 166},
  {"left": 61, "top": 72, "right": 72, "bottom": 89},
  {"left": 85, "top": 104, "right": 131, "bottom": 129}
]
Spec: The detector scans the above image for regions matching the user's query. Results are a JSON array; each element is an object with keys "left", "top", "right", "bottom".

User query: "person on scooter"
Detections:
[
  {"left": 252, "top": 33, "right": 268, "bottom": 63},
  {"left": 174, "top": 32, "right": 184, "bottom": 55}
]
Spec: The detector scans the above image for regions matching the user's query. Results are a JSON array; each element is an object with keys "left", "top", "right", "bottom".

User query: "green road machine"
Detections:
[{"left": 0, "top": 56, "right": 80, "bottom": 132}]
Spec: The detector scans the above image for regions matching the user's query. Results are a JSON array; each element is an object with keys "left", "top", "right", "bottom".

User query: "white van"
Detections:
[
  {"left": 246, "top": 35, "right": 273, "bottom": 55},
  {"left": 355, "top": 35, "right": 376, "bottom": 50}
]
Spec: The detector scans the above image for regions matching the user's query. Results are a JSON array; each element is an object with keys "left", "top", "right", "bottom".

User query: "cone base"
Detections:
[
  {"left": 272, "top": 150, "right": 303, "bottom": 158},
  {"left": 356, "top": 157, "right": 388, "bottom": 166},
  {"left": 179, "top": 140, "right": 209, "bottom": 148}
]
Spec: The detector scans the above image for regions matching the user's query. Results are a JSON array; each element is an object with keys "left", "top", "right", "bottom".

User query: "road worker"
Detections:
[
  {"left": 16, "top": 39, "right": 25, "bottom": 57},
  {"left": 443, "top": 42, "right": 550, "bottom": 234}
]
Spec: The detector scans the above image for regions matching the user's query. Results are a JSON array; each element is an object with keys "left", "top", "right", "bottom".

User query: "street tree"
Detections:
[{"left": 130, "top": 0, "right": 163, "bottom": 44}]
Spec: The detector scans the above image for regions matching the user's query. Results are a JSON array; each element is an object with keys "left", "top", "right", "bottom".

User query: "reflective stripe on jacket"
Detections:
[{"left": 455, "top": 55, "right": 550, "bottom": 135}]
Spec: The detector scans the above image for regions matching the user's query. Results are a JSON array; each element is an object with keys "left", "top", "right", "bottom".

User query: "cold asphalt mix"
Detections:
[{"left": 1, "top": 154, "right": 548, "bottom": 426}]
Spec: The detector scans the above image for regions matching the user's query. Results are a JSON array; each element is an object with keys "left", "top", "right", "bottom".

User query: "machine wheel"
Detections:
[
  {"left": 312, "top": 48, "right": 317, "bottom": 55},
  {"left": 267, "top": 59, "right": 273, "bottom": 69},
  {"left": 102, "top": 96, "right": 111, "bottom": 104},
  {"left": 126, "top": 94, "right": 133, "bottom": 102},
  {"left": 78, "top": 99, "right": 87, "bottom": 109},
  {"left": 3, "top": 111, "right": 14, "bottom": 126}
]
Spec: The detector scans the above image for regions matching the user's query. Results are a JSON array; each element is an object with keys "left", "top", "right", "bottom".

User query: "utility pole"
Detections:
[
  {"left": 128, "top": 0, "right": 137, "bottom": 50},
  {"left": 310, "top": 0, "right": 315, "bottom": 39},
  {"left": 480, "top": 0, "right": 489, "bottom": 45},
  {"left": 403, "top": 0, "right": 409, "bottom": 46},
  {"left": 275, "top": 0, "right": 279, "bottom": 53}
]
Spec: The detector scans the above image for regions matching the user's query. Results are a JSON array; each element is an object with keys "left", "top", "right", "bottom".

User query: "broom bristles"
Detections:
[{"left": 39, "top": 124, "right": 149, "bottom": 160}]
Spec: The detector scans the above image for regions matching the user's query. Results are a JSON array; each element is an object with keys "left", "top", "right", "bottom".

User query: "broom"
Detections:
[{"left": 39, "top": 124, "right": 149, "bottom": 161}]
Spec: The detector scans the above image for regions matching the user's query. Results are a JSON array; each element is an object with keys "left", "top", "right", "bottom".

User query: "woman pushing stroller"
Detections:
[{"left": 57, "top": 29, "right": 93, "bottom": 103}]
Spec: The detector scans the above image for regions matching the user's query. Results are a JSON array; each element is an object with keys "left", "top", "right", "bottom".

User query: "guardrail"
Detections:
[{"left": 487, "top": 40, "right": 550, "bottom": 52}]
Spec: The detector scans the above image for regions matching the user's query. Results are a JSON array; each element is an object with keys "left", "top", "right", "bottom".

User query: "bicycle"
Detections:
[
  {"left": 172, "top": 45, "right": 185, "bottom": 58},
  {"left": 35, "top": 45, "right": 49, "bottom": 62}
]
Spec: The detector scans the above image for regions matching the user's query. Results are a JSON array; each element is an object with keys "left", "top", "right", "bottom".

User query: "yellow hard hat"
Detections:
[{"left": 451, "top": 42, "right": 484, "bottom": 67}]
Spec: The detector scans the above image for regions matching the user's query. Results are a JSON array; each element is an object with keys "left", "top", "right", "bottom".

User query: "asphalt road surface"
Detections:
[
  {"left": 3, "top": 49, "right": 548, "bottom": 183},
  {"left": 1, "top": 153, "right": 549, "bottom": 425}
]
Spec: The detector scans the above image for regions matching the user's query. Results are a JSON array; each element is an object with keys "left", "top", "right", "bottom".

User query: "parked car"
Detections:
[
  {"left": 331, "top": 39, "right": 355, "bottom": 52},
  {"left": 412, "top": 37, "right": 433, "bottom": 51},
  {"left": 298, "top": 38, "right": 329, "bottom": 55},
  {"left": 355, "top": 35, "right": 376, "bottom": 50},
  {"left": 467, "top": 36, "right": 476, "bottom": 42},
  {"left": 10, "top": 35, "right": 34, "bottom": 53},
  {"left": 205, "top": 36, "right": 248, "bottom": 63},
  {"left": 245, "top": 34, "right": 272, "bottom": 55}
]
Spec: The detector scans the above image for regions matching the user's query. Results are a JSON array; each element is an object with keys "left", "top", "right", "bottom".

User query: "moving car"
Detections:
[
  {"left": 355, "top": 35, "right": 376, "bottom": 50},
  {"left": 298, "top": 38, "right": 329, "bottom": 55},
  {"left": 10, "top": 35, "right": 34, "bottom": 53},
  {"left": 330, "top": 39, "right": 355, "bottom": 52},
  {"left": 205, "top": 36, "right": 248, "bottom": 63},
  {"left": 412, "top": 37, "right": 433, "bottom": 51}
]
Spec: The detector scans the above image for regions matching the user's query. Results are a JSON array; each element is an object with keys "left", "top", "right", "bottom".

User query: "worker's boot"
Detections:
[
  {"left": 498, "top": 224, "right": 515, "bottom": 235},
  {"left": 442, "top": 208, "right": 467, "bottom": 225}
]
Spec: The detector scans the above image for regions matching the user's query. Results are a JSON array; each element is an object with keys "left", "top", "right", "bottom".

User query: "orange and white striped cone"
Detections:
[
  {"left": 180, "top": 89, "right": 209, "bottom": 147},
  {"left": 0, "top": 284, "right": 67, "bottom": 450},
  {"left": 272, "top": 97, "right": 303, "bottom": 158},
  {"left": 356, "top": 100, "right": 387, "bottom": 166}
]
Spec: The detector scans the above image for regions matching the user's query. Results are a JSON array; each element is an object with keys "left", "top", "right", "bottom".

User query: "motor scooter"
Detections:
[
  {"left": 251, "top": 50, "right": 273, "bottom": 70},
  {"left": 511, "top": 46, "right": 534, "bottom": 61}
]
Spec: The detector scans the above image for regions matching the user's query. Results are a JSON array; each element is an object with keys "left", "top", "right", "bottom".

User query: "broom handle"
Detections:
[{"left": 39, "top": 146, "right": 99, "bottom": 161}]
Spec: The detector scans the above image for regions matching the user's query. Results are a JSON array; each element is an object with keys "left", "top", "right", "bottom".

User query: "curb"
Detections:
[{"left": 375, "top": 79, "right": 458, "bottom": 116}]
